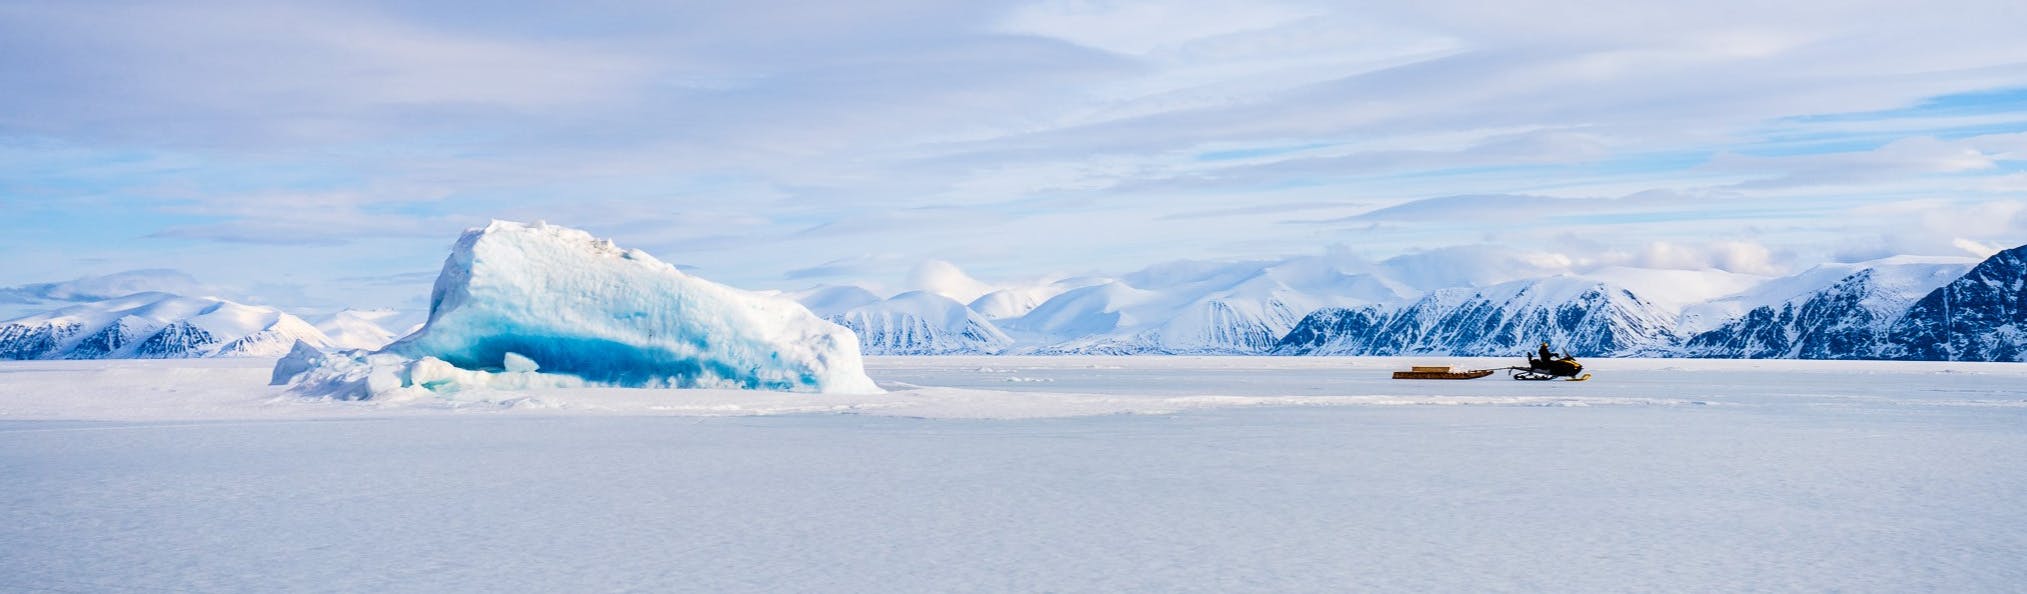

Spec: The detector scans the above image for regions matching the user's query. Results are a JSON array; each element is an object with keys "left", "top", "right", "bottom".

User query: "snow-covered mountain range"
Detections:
[
  {"left": 797, "top": 244, "right": 2026, "bottom": 362},
  {"left": 1879, "top": 245, "right": 2027, "bottom": 361},
  {"left": 1676, "top": 257, "right": 1976, "bottom": 359},
  {"left": 1004, "top": 257, "right": 1410, "bottom": 355},
  {"left": 0, "top": 292, "right": 337, "bottom": 359},
  {"left": 1272, "top": 277, "right": 1679, "bottom": 357},
  {"left": 8, "top": 243, "right": 2024, "bottom": 362}
]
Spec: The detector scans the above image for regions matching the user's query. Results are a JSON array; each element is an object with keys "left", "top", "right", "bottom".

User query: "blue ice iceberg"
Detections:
[{"left": 275, "top": 221, "right": 879, "bottom": 399}]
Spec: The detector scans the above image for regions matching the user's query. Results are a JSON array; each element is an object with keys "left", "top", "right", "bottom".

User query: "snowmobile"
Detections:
[
  {"left": 1390, "top": 357, "right": 1590, "bottom": 381},
  {"left": 1509, "top": 355, "right": 1590, "bottom": 381}
]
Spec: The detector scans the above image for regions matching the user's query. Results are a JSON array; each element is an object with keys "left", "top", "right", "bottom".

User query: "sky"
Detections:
[{"left": 3, "top": 0, "right": 2026, "bottom": 316}]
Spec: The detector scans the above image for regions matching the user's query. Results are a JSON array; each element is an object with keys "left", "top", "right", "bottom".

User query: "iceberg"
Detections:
[{"left": 275, "top": 221, "right": 880, "bottom": 399}]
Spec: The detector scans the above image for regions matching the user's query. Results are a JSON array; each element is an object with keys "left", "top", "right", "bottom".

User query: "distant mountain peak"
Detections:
[
  {"left": 315, "top": 309, "right": 403, "bottom": 351},
  {"left": 828, "top": 291, "right": 1012, "bottom": 355},
  {"left": 0, "top": 292, "right": 335, "bottom": 359},
  {"left": 1880, "top": 244, "right": 2027, "bottom": 362},
  {"left": 1276, "top": 276, "right": 1676, "bottom": 357},
  {"left": 1679, "top": 256, "right": 1981, "bottom": 359},
  {"left": 908, "top": 260, "right": 995, "bottom": 303}
]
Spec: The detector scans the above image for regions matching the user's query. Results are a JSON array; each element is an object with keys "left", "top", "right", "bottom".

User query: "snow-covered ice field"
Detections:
[{"left": 4, "top": 357, "right": 2026, "bottom": 592}]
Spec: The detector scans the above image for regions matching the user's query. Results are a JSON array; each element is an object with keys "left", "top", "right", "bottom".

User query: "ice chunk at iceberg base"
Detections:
[
  {"left": 273, "top": 220, "right": 881, "bottom": 400},
  {"left": 273, "top": 345, "right": 590, "bottom": 399}
]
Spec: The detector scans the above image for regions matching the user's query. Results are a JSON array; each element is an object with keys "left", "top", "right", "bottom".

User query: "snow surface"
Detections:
[
  {"left": 278, "top": 221, "right": 879, "bottom": 398},
  {"left": 3, "top": 356, "right": 2026, "bottom": 592},
  {"left": 23, "top": 355, "right": 2027, "bottom": 421}
]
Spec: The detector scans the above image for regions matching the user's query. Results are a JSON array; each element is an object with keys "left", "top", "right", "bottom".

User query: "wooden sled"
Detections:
[{"left": 1392, "top": 366, "right": 1496, "bottom": 380}]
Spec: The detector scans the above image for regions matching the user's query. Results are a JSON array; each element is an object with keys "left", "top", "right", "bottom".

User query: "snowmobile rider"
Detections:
[{"left": 1532, "top": 341, "right": 1561, "bottom": 368}]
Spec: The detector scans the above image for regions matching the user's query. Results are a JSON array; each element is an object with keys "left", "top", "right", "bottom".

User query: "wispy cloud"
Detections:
[
  {"left": 0, "top": 268, "right": 231, "bottom": 319},
  {"left": 1157, "top": 201, "right": 1366, "bottom": 221},
  {"left": 3, "top": 0, "right": 2026, "bottom": 310}
]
